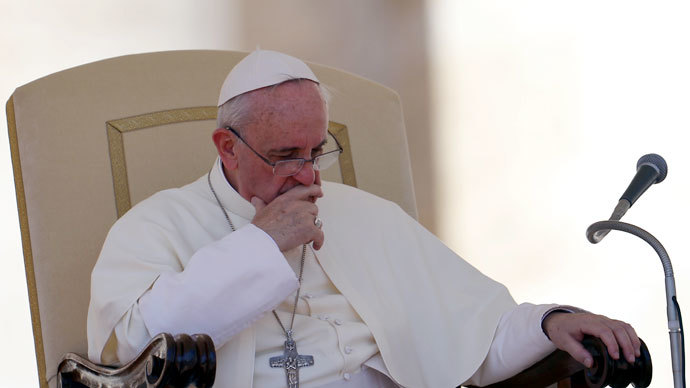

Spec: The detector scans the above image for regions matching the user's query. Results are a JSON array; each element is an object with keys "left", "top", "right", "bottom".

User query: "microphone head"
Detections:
[{"left": 637, "top": 153, "right": 667, "bottom": 183}]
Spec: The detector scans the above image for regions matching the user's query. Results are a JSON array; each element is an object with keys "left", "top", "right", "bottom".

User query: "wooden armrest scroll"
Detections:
[
  {"left": 57, "top": 333, "right": 215, "bottom": 388},
  {"left": 467, "top": 336, "right": 652, "bottom": 388}
]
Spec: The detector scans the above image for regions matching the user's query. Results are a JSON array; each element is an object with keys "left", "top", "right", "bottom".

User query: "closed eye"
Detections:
[
  {"left": 311, "top": 147, "right": 324, "bottom": 158},
  {"left": 272, "top": 152, "right": 297, "bottom": 159},
  {"left": 269, "top": 138, "right": 328, "bottom": 159}
]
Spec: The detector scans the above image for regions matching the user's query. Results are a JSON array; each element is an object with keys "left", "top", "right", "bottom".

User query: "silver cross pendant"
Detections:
[{"left": 269, "top": 330, "right": 314, "bottom": 388}]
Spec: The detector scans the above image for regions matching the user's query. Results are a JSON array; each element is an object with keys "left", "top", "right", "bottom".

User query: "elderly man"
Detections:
[{"left": 88, "top": 50, "right": 640, "bottom": 387}]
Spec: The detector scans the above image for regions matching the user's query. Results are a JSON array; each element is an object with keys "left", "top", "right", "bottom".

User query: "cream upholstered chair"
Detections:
[
  {"left": 8, "top": 50, "right": 650, "bottom": 388},
  {"left": 7, "top": 50, "right": 417, "bottom": 388}
]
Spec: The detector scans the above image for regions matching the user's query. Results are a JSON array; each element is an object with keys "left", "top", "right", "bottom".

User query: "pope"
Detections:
[{"left": 88, "top": 50, "right": 640, "bottom": 387}]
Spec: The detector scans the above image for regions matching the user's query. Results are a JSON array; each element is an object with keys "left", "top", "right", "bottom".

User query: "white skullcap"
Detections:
[{"left": 217, "top": 49, "right": 320, "bottom": 107}]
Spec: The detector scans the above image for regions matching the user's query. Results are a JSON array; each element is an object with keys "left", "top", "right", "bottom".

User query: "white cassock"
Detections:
[{"left": 87, "top": 158, "right": 559, "bottom": 387}]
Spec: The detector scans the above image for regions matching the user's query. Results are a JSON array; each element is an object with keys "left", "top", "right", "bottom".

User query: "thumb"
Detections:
[{"left": 251, "top": 196, "right": 267, "bottom": 211}]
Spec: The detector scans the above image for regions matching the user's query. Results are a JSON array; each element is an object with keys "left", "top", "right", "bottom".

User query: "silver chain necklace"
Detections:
[{"left": 207, "top": 171, "right": 314, "bottom": 388}]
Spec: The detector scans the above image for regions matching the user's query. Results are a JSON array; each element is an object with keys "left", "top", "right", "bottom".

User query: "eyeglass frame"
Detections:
[{"left": 224, "top": 126, "right": 344, "bottom": 177}]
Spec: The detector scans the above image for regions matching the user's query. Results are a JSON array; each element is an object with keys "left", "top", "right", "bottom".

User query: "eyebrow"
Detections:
[{"left": 269, "top": 138, "right": 328, "bottom": 154}]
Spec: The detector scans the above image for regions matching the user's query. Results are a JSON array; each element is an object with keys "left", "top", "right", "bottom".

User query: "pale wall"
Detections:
[{"left": 429, "top": 2, "right": 690, "bottom": 387}]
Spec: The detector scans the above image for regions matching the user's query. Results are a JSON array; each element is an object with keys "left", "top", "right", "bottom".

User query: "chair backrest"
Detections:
[{"left": 6, "top": 50, "right": 416, "bottom": 387}]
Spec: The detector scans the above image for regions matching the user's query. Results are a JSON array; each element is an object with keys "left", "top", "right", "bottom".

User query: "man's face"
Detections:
[{"left": 226, "top": 80, "right": 328, "bottom": 203}]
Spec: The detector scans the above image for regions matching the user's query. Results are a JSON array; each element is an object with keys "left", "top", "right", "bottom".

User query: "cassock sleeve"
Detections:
[
  {"left": 100, "top": 224, "right": 298, "bottom": 364},
  {"left": 462, "top": 303, "right": 559, "bottom": 386}
]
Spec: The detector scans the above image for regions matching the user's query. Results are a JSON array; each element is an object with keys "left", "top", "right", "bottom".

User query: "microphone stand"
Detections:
[{"left": 587, "top": 220, "right": 685, "bottom": 388}]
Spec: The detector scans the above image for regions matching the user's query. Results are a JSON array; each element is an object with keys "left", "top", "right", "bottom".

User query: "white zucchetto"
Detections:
[{"left": 217, "top": 49, "right": 320, "bottom": 107}]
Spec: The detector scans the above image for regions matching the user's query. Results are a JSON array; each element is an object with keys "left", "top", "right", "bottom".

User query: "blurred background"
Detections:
[{"left": 1, "top": 1, "right": 688, "bottom": 386}]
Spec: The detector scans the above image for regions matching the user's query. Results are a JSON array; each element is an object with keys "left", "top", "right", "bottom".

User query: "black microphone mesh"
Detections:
[{"left": 637, "top": 153, "right": 668, "bottom": 183}]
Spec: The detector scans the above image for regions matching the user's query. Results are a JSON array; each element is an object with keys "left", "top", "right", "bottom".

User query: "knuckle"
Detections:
[
  {"left": 625, "top": 323, "right": 636, "bottom": 332},
  {"left": 603, "top": 330, "right": 617, "bottom": 340}
]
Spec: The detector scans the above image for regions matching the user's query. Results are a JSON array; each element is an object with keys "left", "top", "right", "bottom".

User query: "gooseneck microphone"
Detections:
[
  {"left": 621, "top": 153, "right": 668, "bottom": 207},
  {"left": 586, "top": 153, "right": 685, "bottom": 388},
  {"left": 590, "top": 153, "right": 668, "bottom": 243}
]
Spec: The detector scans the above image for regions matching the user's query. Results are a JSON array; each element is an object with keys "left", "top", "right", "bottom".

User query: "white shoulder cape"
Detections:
[{"left": 88, "top": 168, "right": 516, "bottom": 387}]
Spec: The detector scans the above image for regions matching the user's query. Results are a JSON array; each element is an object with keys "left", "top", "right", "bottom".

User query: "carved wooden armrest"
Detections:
[
  {"left": 57, "top": 333, "right": 215, "bottom": 388},
  {"left": 467, "top": 336, "right": 652, "bottom": 388}
]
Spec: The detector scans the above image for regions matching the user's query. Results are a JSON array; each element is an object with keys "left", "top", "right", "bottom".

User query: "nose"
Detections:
[{"left": 292, "top": 162, "right": 316, "bottom": 186}]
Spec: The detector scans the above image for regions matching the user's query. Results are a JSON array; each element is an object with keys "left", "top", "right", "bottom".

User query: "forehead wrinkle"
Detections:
[
  {"left": 242, "top": 81, "right": 327, "bottom": 153},
  {"left": 246, "top": 93, "right": 308, "bottom": 138}
]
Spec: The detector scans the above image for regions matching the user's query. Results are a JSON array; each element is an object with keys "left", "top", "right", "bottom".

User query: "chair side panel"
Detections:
[{"left": 7, "top": 95, "right": 49, "bottom": 387}]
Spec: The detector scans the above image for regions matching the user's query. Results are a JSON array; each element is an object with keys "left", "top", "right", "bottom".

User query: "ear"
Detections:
[{"left": 212, "top": 127, "right": 239, "bottom": 170}]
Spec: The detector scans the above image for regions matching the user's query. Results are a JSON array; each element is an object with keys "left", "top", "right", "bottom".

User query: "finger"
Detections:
[
  {"left": 286, "top": 202, "right": 318, "bottom": 217},
  {"left": 559, "top": 335, "right": 594, "bottom": 368},
  {"left": 610, "top": 323, "right": 635, "bottom": 363},
  {"left": 618, "top": 321, "right": 641, "bottom": 359},
  {"left": 312, "top": 229, "right": 325, "bottom": 250},
  {"left": 626, "top": 324, "right": 641, "bottom": 358},
  {"left": 307, "top": 202, "right": 319, "bottom": 216},
  {"left": 585, "top": 324, "right": 620, "bottom": 360},
  {"left": 280, "top": 184, "right": 323, "bottom": 201},
  {"left": 251, "top": 196, "right": 267, "bottom": 212}
]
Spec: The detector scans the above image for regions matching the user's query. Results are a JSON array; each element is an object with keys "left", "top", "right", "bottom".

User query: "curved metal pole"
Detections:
[{"left": 587, "top": 220, "right": 683, "bottom": 388}]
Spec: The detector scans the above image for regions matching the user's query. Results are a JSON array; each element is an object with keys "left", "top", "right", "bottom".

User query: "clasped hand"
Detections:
[
  {"left": 251, "top": 185, "right": 324, "bottom": 251},
  {"left": 542, "top": 312, "right": 641, "bottom": 368}
]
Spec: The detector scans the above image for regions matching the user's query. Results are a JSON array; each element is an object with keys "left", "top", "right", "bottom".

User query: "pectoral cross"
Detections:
[{"left": 269, "top": 330, "right": 314, "bottom": 388}]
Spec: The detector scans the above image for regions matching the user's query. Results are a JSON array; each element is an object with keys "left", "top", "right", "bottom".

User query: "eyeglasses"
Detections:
[{"left": 225, "top": 126, "right": 343, "bottom": 177}]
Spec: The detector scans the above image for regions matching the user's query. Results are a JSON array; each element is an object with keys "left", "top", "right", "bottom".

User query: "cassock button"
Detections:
[
  {"left": 344, "top": 346, "right": 353, "bottom": 354},
  {"left": 343, "top": 373, "right": 351, "bottom": 381},
  {"left": 304, "top": 293, "right": 314, "bottom": 299},
  {"left": 334, "top": 319, "right": 343, "bottom": 326}
]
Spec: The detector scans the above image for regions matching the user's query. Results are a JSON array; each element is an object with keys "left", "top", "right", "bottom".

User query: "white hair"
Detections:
[{"left": 216, "top": 79, "right": 331, "bottom": 134}]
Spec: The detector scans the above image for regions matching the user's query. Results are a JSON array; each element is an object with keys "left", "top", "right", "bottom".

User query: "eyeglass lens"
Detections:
[{"left": 273, "top": 151, "right": 340, "bottom": 176}]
